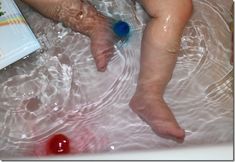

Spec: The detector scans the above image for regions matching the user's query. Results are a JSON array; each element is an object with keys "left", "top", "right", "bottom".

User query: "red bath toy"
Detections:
[
  {"left": 46, "top": 134, "right": 70, "bottom": 155},
  {"left": 33, "top": 126, "right": 108, "bottom": 156}
]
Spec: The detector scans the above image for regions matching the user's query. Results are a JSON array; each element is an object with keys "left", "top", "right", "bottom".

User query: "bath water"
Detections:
[{"left": 0, "top": 0, "right": 233, "bottom": 158}]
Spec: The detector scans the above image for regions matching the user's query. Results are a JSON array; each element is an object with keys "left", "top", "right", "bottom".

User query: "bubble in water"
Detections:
[{"left": 25, "top": 97, "right": 41, "bottom": 112}]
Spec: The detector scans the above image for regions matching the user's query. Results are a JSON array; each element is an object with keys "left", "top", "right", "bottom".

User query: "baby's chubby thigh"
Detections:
[
  {"left": 140, "top": 0, "right": 193, "bottom": 23},
  {"left": 140, "top": 0, "right": 193, "bottom": 49}
]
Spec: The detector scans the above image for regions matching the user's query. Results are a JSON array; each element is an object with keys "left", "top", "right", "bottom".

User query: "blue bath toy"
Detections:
[{"left": 113, "top": 21, "right": 130, "bottom": 38}]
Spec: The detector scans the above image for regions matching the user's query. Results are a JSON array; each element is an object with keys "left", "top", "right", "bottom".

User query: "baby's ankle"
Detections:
[{"left": 136, "top": 82, "right": 165, "bottom": 98}]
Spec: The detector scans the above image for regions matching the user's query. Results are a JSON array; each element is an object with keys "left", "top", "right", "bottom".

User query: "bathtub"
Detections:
[
  {"left": 0, "top": 0, "right": 234, "bottom": 161},
  {"left": 11, "top": 144, "right": 231, "bottom": 160}
]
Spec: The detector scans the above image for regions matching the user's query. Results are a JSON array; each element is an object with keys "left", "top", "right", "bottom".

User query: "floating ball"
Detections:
[
  {"left": 113, "top": 21, "right": 130, "bottom": 38},
  {"left": 47, "top": 134, "right": 70, "bottom": 155}
]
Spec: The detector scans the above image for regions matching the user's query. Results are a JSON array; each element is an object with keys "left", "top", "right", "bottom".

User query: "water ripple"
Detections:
[{"left": 0, "top": 0, "right": 233, "bottom": 157}]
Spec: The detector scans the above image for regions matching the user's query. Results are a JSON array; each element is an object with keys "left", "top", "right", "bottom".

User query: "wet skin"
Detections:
[
  {"left": 130, "top": 0, "right": 193, "bottom": 140},
  {"left": 23, "top": 0, "right": 193, "bottom": 141},
  {"left": 24, "top": 0, "right": 115, "bottom": 72}
]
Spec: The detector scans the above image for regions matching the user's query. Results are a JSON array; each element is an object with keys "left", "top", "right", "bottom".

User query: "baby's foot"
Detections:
[
  {"left": 57, "top": 0, "right": 115, "bottom": 71},
  {"left": 130, "top": 86, "right": 185, "bottom": 141},
  {"left": 89, "top": 19, "right": 115, "bottom": 72}
]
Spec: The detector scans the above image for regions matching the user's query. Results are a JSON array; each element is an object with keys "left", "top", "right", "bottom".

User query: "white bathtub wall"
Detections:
[
  {"left": 14, "top": 144, "right": 233, "bottom": 160},
  {"left": 52, "top": 144, "right": 234, "bottom": 160},
  {"left": 0, "top": 0, "right": 233, "bottom": 159}
]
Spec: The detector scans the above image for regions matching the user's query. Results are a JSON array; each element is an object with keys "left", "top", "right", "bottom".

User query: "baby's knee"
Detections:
[
  {"left": 169, "top": 0, "right": 193, "bottom": 25},
  {"left": 145, "top": 0, "right": 193, "bottom": 25}
]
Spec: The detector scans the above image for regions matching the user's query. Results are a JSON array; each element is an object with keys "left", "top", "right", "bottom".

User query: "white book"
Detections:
[{"left": 0, "top": 0, "right": 40, "bottom": 70}]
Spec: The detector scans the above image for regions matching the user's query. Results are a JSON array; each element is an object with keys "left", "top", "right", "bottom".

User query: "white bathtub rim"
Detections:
[{"left": 7, "top": 143, "right": 234, "bottom": 161}]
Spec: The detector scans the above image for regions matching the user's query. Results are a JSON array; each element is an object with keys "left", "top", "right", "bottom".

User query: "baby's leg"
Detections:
[
  {"left": 24, "top": 0, "right": 115, "bottom": 72},
  {"left": 130, "top": 0, "right": 192, "bottom": 140}
]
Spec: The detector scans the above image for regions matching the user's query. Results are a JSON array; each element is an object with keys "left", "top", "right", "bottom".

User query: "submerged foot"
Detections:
[
  {"left": 57, "top": 0, "right": 115, "bottom": 71},
  {"left": 89, "top": 19, "right": 115, "bottom": 72},
  {"left": 130, "top": 87, "right": 185, "bottom": 141}
]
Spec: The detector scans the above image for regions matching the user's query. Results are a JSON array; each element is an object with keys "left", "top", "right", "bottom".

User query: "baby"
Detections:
[{"left": 23, "top": 0, "right": 193, "bottom": 141}]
